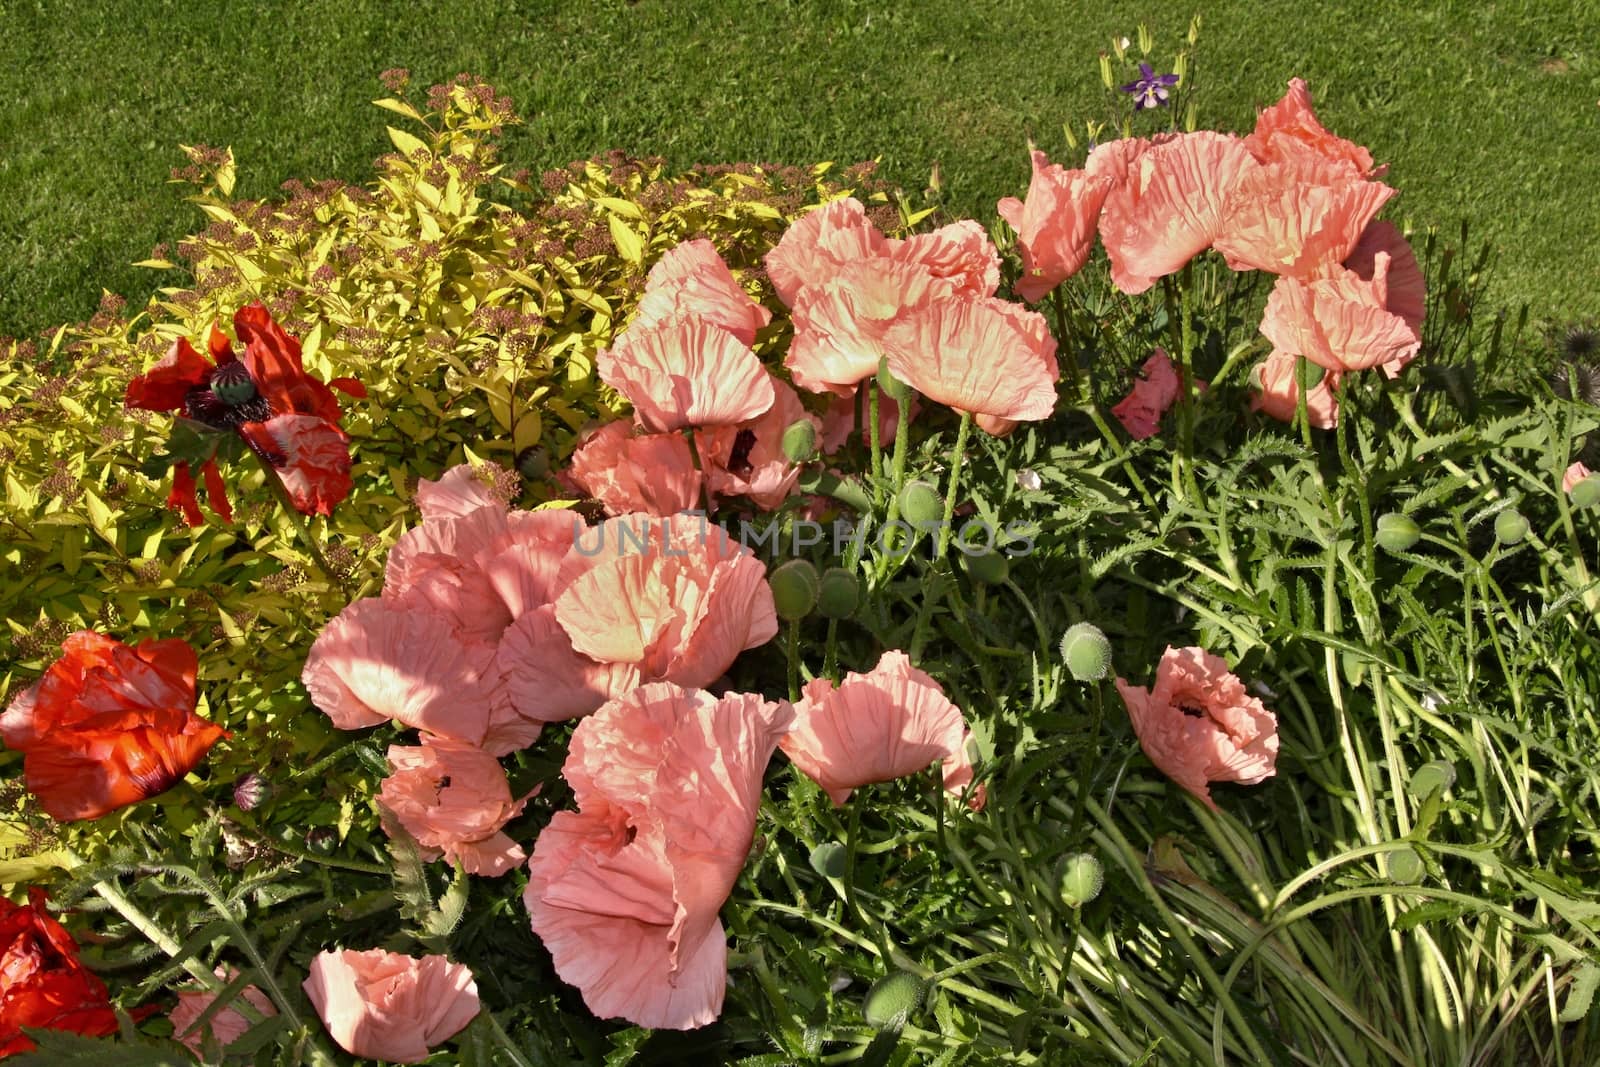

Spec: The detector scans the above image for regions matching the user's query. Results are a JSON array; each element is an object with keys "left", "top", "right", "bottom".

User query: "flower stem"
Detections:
[
  {"left": 1051, "top": 285, "right": 1082, "bottom": 404},
  {"left": 868, "top": 384, "right": 884, "bottom": 507}
]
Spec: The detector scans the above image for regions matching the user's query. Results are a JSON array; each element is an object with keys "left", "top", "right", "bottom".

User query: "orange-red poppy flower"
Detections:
[
  {"left": 0, "top": 889, "right": 121, "bottom": 1056},
  {"left": 630, "top": 239, "right": 772, "bottom": 346},
  {"left": 0, "top": 632, "right": 227, "bottom": 821},
  {"left": 765, "top": 197, "right": 891, "bottom": 308},
  {"left": 1259, "top": 256, "right": 1420, "bottom": 373},
  {"left": 124, "top": 303, "right": 363, "bottom": 525},
  {"left": 1243, "top": 78, "right": 1384, "bottom": 179},
  {"left": 598, "top": 318, "right": 775, "bottom": 434}
]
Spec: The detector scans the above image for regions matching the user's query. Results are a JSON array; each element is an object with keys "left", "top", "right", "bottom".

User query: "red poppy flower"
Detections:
[
  {"left": 0, "top": 889, "right": 120, "bottom": 1056},
  {"left": 0, "top": 631, "right": 227, "bottom": 821},
  {"left": 124, "top": 303, "right": 364, "bottom": 525}
]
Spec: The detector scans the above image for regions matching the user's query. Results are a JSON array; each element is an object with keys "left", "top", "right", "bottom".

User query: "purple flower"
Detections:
[{"left": 1120, "top": 63, "right": 1179, "bottom": 111}]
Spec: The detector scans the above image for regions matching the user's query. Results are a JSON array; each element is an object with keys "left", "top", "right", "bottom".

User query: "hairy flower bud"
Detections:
[
  {"left": 780, "top": 419, "right": 817, "bottom": 463},
  {"left": 863, "top": 972, "right": 925, "bottom": 1029},
  {"left": 1058, "top": 853, "right": 1104, "bottom": 907},
  {"left": 1494, "top": 508, "right": 1529, "bottom": 545},
  {"left": 1375, "top": 512, "right": 1421, "bottom": 553},
  {"left": 1060, "top": 622, "right": 1113, "bottom": 682},
  {"left": 769, "top": 559, "right": 820, "bottom": 621},
  {"left": 960, "top": 549, "right": 1009, "bottom": 585},
  {"left": 816, "top": 567, "right": 861, "bottom": 620},
  {"left": 898, "top": 480, "right": 943, "bottom": 527}
]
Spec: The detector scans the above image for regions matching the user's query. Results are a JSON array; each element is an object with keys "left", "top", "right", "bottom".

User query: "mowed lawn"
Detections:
[{"left": 2, "top": 0, "right": 1596, "bottom": 339}]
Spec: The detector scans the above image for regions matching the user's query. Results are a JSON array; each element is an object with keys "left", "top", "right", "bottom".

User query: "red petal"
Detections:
[
  {"left": 125, "top": 337, "right": 211, "bottom": 412},
  {"left": 200, "top": 458, "right": 233, "bottom": 524},
  {"left": 208, "top": 323, "right": 235, "bottom": 364},
  {"left": 328, "top": 376, "right": 367, "bottom": 398},
  {"left": 167, "top": 464, "right": 205, "bottom": 526}
]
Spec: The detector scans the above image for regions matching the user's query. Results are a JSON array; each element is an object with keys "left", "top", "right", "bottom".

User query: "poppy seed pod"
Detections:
[
  {"left": 1494, "top": 508, "right": 1529, "bottom": 545},
  {"left": 898, "top": 480, "right": 943, "bottom": 527},
  {"left": 1388, "top": 848, "right": 1425, "bottom": 885},
  {"left": 1060, "top": 622, "right": 1113, "bottom": 682},
  {"left": 863, "top": 972, "right": 925, "bottom": 1029},
  {"left": 769, "top": 559, "right": 820, "bottom": 621},
  {"left": 1407, "top": 760, "right": 1456, "bottom": 799},
  {"left": 1058, "top": 852, "right": 1104, "bottom": 907},
  {"left": 780, "top": 419, "right": 817, "bottom": 463},
  {"left": 816, "top": 567, "right": 862, "bottom": 620},
  {"left": 1374, "top": 512, "right": 1421, "bottom": 553}
]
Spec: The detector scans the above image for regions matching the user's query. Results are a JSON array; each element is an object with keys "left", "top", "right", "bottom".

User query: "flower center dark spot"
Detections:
[{"left": 728, "top": 429, "right": 758, "bottom": 474}]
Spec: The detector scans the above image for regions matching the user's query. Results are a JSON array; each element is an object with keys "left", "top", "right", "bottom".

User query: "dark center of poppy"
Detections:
[
  {"left": 728, "top": 429, "right": 758, "bottom": 474},
  {"left": 184, "top": 363, "right": 273, "bottom": 430},
  {"left": 1178, "top": 702, "right": 1207, "bottom": 719}
]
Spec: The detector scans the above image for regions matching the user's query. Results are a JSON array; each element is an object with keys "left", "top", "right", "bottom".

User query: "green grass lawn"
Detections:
[{"left": 3, "top": 0, "right": 1596, "bottom": 340}]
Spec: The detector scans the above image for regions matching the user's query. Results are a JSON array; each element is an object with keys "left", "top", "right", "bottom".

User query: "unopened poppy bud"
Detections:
[
  {"left": 232, "top": 772, "right": 268, "bottom": 811},
  {"left": 898, "top": 480, "right": 943, "bottom": 527},
  {"left": 863, "top": 972, "right": 925, "bottom": 1029},
  {"left": 1375, "top": 512, "right": 1421, "bottom": 553},
  {"left": 1494, "top": 508, "right": 1529, "bottom": 545},
  {"left": 816, "top": 567, "right": 861, "bottom": 619},
  {"left": 1408, "top": 760, "right": 1456, "bottom": 799},
  {"left": 1387, "top": 847, "right": 1425, "bottom": 885},
  {"left": 1059, "top": 622, "right": 1113, "bottom": 682},
  {"left": 1571, "top": 475, "right": 1600, "bottom": 510},
  {"left": 960, "top": 549, "right": 1009, "bottom": 585},
  {"left": 781, "top": 419, "right": 817, "bottom": 463},
  {"left": 1058, "top": 853, "right": 1104, "bottom": 907},
  {"left": 516, "top": 446, "right": 549, "bottom": 479},
  {"left": 769, "top": 559, "right": 820, "bottom": 621},
  {"left": 876, "top": 357, "right": 914, "bottom": 402}
]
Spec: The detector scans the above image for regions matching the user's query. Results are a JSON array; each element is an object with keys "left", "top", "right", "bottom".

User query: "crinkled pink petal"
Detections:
[
  {"left": 379, "top": 740, "right": 529, "bottom": 876},
  {"left": 1098, "top": 131, "right": 1260, "bottom": 294},
  {"left": 631, "top": 239, "right": 772, "bottom": 346},
  {"left": 1250, "top": 349, "right": 1341, "bottom": 429},
  {"left": 888, "top": 220, "right": 1002, "bottom": 298},
  {"left": 498, "top": 604, "right": 642, "bottom": 724},
  {"left": 765, "top": 197, "right": 890, "bottom": 308},
  {"left": 998, "top": 150, "right": 1114, "bottom": 302},
  {"left": 1344, "top": 221, "right": 1425, "bottom": 379},
  {"left": 786, "top": 257, "right": 954, "bottom": 396},
  {"left": 302, "top": 949, "right": 479, "bottom": 1064},
  {"left": 1110, "top": 350, "right": 1181, "bottom": 440},
  {"left": 780, "top": 650, "right": 978, "bottom": 806},
  {"left": 302, "top": 599, "right": 495, "bottom": 744},
  {"left": 568, "top": 421, "right": 703, "bottom": 517},
  {"left": 477, "top": 509, "right": 578, "bottom": 620},
  {"left": 1214, "top": 163, "right": 1396, "bottom": 278},
  {"left": 239, "top": 415, "right": 352, "bottom": 517},
  {"left": 1244, "top": 78, "right": 1382, "bottom": 178},
  {"left": 818, "top": 390, "right": 916, "bottom": 454},
  {"left": 415, "top": 464, "right": 501, "bottom": 522},
  {"left": 1564, "top": 462, "right": 1593, "bottom": 495},
  {"left": 169, "top": 969, "right": 276, "bottom": 1056},
  {"left": 525, "top": 685, "right": 791, "bottom": 1030},
  {"left": 1260, "top": 258, "right": 1420, "bottom": 373},
  {"left": 598, "top": 319, "right": 775, "bottom": 433},
  {"left": 1116, "top": 646, "right": 1279, "bottom": 810},
  {"left": 882, "top": 297, "right": 1059, "bottom": 424}
]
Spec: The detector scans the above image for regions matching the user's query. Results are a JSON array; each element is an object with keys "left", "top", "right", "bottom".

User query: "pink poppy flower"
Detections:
[
  {"left": 555, "top": 513, "right": 779, "bottom": 690},
  {"left": 378, "top": 739, "right": 531, "bottom": 876},
  {"left": 819, "top": 389, "right": 916, "bottom": 454},
  {"left": 779, "top": 650, "right": 978, "bottom": 805},
  {"left": 1259, "top": 257, "right": 1421, "bottom": 373},
  {"left": 169, "top": 968, "right": 275, "bottom": 1057},
  {"left": 1111, "top": 350, "right": 1182, "bottom": 439},
  {"left": 1213, "top": 162, "right": 1396, "bottom": 279},
  {"left": 598, "top": 319, "right": 775, "bottom": 434},
  {"left": 524, "top": 684, "right": 793, "bottom": 1029},
  {"left": 631, "top": 239, "right": 773, "bottom": 347},
  {"left": 1115, "top": 646, "right": 1279, "bottom": 810},
  {"left": 882, "top": 297, "right": 1059, "bottom": 430},
  {"left": 786, "top": 257, "right": 953, "bottom": 396},
  {"left": 765, "top": 197, "right": 890, "bottom": 308},
  {"left": 1097, "top": 131, "right": 1261, "bottom": 294},
  {"left": 998, "top": 150, "right": 1114, "bottom": 302},
  {"left": 1244, "top": 78, "right": 1383, "bottom": 178},
  {"left": 237, "top": 414, "right": 353, "bottom": 518},
  {"left": 568, "top": 421, "right": 703, "bottom": 517},
  {"left": 303, "top": 948, "right": 479, "bottom": 1064},
  {"left": 888, "top": 220, "right": 1002, "bottom": 299},
  {"left": 1343, "top": 221, "right": 1425, "bottom": 378},
  {"left": 1250, "top": 349, "right": 1342, "bottom": 429},
  {"left": 699, "top": 377, "right": 822, "bottom": 510},
  {"left": 1565, "top": 462, "right": 1593, "bottom": 494}
]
